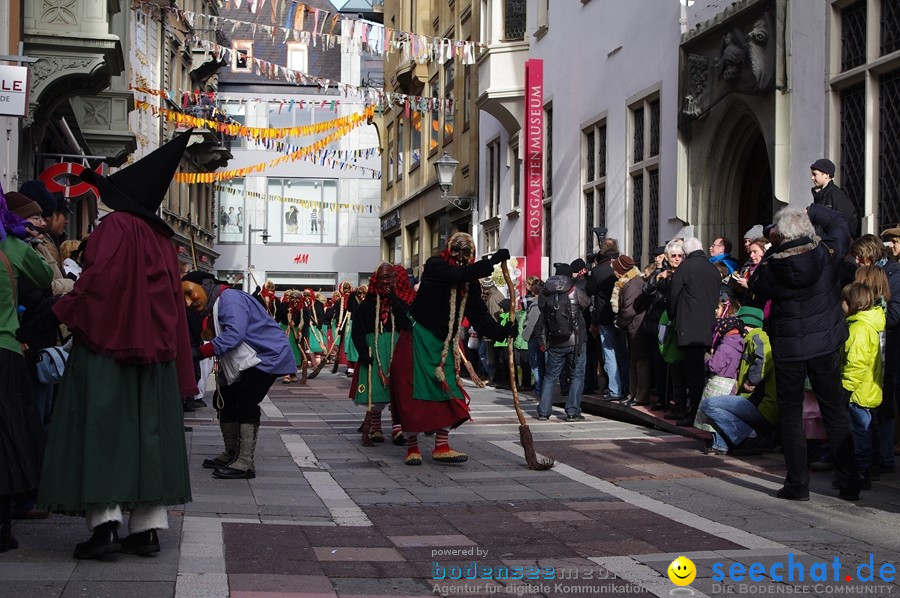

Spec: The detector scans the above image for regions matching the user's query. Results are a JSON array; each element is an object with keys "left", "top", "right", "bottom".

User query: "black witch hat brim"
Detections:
[
  {"left": 79, "top": 130, "right": 194, "bottom": 237},
  {"left": 81, "top": 168, "right": 174, "bottom": 237}
]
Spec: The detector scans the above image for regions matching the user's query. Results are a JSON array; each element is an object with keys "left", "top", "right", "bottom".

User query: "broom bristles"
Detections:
[{"left": 519, "top": 425, "right": 554, "bottom": 470}]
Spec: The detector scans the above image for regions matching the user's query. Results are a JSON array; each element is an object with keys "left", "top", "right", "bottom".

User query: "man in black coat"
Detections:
[
  {"left": 750, "top": 204, "right": 859, "bottom": 501},
  {"left": 666, "top": 238, "right": 721, "bottom": 425},
  {"left": 810, "top": 158, "right": 859, "bottom": 238}
]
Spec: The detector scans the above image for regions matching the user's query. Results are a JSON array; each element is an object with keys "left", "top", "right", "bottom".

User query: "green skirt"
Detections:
[
  {"left": 345, "top": 321, "right": 359, "bottom": 362},
  {"left": 38, "top": 344, "right": 192, "bottom": 515},
  {"left": 412, "top": 318, "right": 462, "bottom": 401},
  {"left": 308, "top": 324, "right": 326, "bottom": 353},
  {"left": 282, "top": 323, "right": 302, "bottom": 364},
  {"left": 354, "top": 332, "right": 397, "bottom": 405}
]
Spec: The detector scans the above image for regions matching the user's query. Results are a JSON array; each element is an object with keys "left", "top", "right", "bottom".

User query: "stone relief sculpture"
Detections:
[
  {"left": 683, "top": 54, "right": 710, "bottom": 118},
  {"left": 716, "top": 28, "right": 745, "bottom": 83},
  {"left": 746, "top": 18, "right": 771, "bottom": 90}
]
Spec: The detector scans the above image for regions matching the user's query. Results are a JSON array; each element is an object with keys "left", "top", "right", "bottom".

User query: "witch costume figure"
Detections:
[
  {"left": 304, "top": 288, "right": 326, "bottom": 357},
  {"left": 277, "top": 289, "right": 308, "bottom": 384},
  {"left": 183, "top": 271, "right": 294, "bottom": 480},
  {"left": 390, "top": 234, "right": 515, "bottom": 465},
  {"left": 37, "top": 132, "right": 198, "bottom": 559},
  {"left": 351, "top": 264, "right": 415, "bottom": 445},
  {"left": 331, "top": 281, "right": 353, "bottom": 371}
]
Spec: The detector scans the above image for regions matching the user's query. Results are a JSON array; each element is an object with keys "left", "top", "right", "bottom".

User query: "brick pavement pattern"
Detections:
[{"left": 5, "top": 373, "right": 900, "bottom": 597}]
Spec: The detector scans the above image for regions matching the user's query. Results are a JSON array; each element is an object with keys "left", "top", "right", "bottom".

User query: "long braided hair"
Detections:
[{"left": 434, "top": 233, "right": 475, "bottom": 393}]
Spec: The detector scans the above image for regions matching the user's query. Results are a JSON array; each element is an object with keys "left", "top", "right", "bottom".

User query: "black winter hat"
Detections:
[
  {"left": 810, "top": 158, "right": 836, "bottom": 177},
  {"left": 553, "top": 262, "right": 573, "bottom": 276},
  {"left": 19, "top": 180, "right": 58, "bottom": 218}
]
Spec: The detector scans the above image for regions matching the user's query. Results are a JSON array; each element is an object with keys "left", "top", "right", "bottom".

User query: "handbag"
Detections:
[
  {"left": 213, "top": 298, "right": 261, "bottom": 384},
  {"left": 693, "top": 375, "right": 737, "bottom": 433},
  {"left": 467, "top": 327, "right": 480, "bottom": 350},
  {"left": 36, "top": 346, "right": 69, "bottom": 384}
]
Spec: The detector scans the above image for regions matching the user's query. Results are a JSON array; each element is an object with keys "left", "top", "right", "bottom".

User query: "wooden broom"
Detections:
[
  {"left": 501, "top": 261, "right": 554, "bottom": 470},
  {"left": 455, "top": 344, "right": 486, "bottom": 388}
]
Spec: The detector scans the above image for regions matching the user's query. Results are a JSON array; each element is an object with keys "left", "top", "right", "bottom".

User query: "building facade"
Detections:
[
  {"left": 382, "top": 0, "right": 900, "bottom": 277},
  {"left": 378, "top": 0, "right": 481, "bottom": 277},
  {"left": 2, "top": 0, "right": 228, "bottom": 266},
  {"left": 211, "top": 0, "right": 383, "bottom": 291}
]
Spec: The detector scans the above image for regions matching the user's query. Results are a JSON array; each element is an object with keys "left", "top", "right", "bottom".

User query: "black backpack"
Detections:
[{"left": 544, "top": 288, "right": 575, "bottom": 342}]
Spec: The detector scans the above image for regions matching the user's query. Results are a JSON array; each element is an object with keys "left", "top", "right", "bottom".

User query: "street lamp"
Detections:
[
  {"left": 246, "top": 226, "right": 269, "bottom": 292},
  {"left": 433, "top": 152, "right": 476, "bottom": 212}
]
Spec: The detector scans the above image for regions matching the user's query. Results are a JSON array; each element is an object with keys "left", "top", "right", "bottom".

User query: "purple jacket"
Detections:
[{"left": 706, "top": 333, "right": 745, "bottom": 379}]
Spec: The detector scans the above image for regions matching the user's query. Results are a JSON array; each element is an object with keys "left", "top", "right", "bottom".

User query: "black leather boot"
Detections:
[
  {"left": 73, "top": 521, "right": 121, "bottom": 559},
  {"left": 121, "top": 529, "right": 160, "bottom": 556}
]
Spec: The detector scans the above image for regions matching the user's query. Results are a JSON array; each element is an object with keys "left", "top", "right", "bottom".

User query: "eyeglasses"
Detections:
[{"left": 669, "top": 253, "right": 685, "bottom": 258}]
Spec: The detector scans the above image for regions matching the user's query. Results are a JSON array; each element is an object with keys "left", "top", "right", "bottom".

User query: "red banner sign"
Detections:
[{"left": 524, "top": 59, "right": 543, "bottom": 280}]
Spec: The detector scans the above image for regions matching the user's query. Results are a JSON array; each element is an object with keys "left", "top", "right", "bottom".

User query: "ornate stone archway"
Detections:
[{"left": 698, "top": 99, "right": 773, "bottom": 244}]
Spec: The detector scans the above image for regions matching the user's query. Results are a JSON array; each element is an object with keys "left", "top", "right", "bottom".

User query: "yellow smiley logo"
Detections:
[{"left": 667, "top": 556, "right": 697, "bottom": 586}]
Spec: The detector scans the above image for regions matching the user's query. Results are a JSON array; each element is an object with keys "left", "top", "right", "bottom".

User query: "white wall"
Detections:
[
  {"left": 786, "top": 0, "right": 828, "bottom": 207},
  {"left": 526, "top": 0, "right": 721, "bottom": 264}
]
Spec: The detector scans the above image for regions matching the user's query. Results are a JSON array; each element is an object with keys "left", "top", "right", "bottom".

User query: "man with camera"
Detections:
[{"left": 586, "top": 230, "right": 627, "bottom": 401}]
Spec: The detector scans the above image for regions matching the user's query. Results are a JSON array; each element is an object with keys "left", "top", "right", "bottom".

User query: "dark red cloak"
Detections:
[{"left": 52, "top": 211, "right": 198, "bottom": 397}]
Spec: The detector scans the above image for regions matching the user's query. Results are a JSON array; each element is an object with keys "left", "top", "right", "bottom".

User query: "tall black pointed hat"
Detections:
[{"left": 80, "top": 129, "right": 194, "bottom": 237}]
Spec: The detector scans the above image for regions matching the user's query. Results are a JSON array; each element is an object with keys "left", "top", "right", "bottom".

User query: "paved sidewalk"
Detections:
[{"left": 5, "top": 371, "right": 900, "bottom": 597}]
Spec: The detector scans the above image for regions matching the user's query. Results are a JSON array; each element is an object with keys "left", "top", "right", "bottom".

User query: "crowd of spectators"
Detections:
[{"left": 464, "top": 158, "right": 896, "bottom": 502}]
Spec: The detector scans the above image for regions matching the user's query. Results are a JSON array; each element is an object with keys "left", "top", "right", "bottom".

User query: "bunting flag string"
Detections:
[
  {"left": 279, "top": 146, "right": 381, "bottom": 178},
  {"left": 175, "top": 106, "right": 373, "bottom": 183},
  {"left": 216, "top": 183, "right": 381, "bottom": 213},
  {"left": 130, "top": 84, "right": 372, "bottom": 110},
  {"left": 134, "top": 1, "right": 485, "bottom": 65},
  {"left": 193, "top": 38, "right": 454, "bottom": 114},
  {"left": 133, "top": 98, "right": 372, "bottom": 142}
]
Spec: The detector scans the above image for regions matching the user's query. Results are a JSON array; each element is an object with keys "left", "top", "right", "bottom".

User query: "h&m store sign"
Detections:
[{"left": 0, "top": 66, "right": 30, "bottom": 118}]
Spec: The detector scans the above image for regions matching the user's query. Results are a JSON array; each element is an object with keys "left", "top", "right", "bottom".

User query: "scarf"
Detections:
[
  {"left": 712, "top": 316, "right": 743, "bottom": 349},
  {"left": 367, "top": 264, "right": 416, "bottom": 323}
]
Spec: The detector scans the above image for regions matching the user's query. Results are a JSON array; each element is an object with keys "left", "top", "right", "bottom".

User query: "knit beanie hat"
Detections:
[
  {"left": 4, "top": 191, "right": 43, "bottom": 220},
  {"left": 612, "top": 255, "right": 635, "bottom": 277},
  {"left": 737, "top": 306, "right": 764, "bottom": 329},
  {"left": 553, "top": 262, "right": 573, "bottom": 276},
  {"left": 810, "top": 158, "right": 836, "bottom": 177},
  {"left": 743, "top": 224, "right": 764, "bottom": 239}
]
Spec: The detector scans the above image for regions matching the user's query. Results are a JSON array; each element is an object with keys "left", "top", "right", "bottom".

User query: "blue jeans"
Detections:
[
  {"left": 599, "top": 325, "right": 626, "bottom": 397},
  {"left": 538, "top": 343, "right": 586, "bottom": 417},
  {"left": 478, "top": 341, "right": 494, "bottom": 381},
  {"left": 700, "top": 395, "right": 771, "bottom": 451},
  {"left": 848, "top": 403, "right": 874, "bottom": 472},
  {"left": 528, "top": 337, "right": 545, "bottom": 396},
  {"left": 30, "top": 374, "right": 53, "bottom": 426}
]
